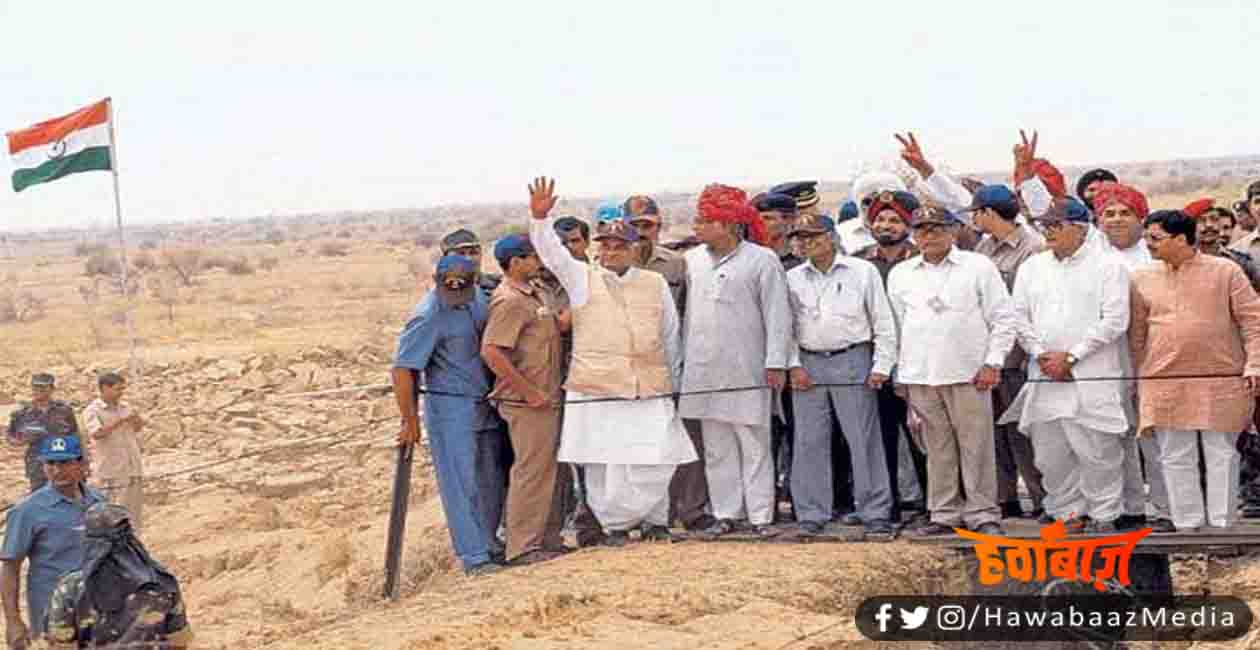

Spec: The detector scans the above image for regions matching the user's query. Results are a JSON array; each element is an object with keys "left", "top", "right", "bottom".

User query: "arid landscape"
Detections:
[{"left": 4, "top": 156, "right": 1260, "bottom": 648}]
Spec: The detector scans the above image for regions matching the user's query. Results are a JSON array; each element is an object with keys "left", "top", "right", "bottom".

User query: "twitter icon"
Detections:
[{"left": 900, "top": 606, "right": 930, "bottom": 630}]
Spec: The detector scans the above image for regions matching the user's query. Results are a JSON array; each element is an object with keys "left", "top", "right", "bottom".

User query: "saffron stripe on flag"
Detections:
[
  {"left": 6, "top": 100, "right": 110, "bottom": 155},
  {"left": 11, "top": 146, "right": 112, "bottom": 192}
]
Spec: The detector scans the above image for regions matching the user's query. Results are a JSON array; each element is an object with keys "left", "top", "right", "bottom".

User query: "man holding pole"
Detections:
[{"left": 392, "top": 255, "right": 502, "bottom": 577}]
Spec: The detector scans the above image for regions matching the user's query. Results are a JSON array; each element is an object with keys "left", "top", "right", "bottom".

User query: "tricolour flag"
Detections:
[{"left": 6, "top": 98, "right": 114, "bottom": 192}]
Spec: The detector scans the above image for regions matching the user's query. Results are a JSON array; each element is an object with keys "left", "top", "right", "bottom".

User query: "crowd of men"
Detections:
[
  {"left": 3, "top": 375, "right": 189, "bottom": 648},
  {"left": 393, "top": 132, "right": 1260, "bottom": 576}
]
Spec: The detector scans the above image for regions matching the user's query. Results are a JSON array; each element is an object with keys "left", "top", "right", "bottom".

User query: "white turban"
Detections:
[{"left": 850, "top": 172, "right": 909, "bottom": 219}]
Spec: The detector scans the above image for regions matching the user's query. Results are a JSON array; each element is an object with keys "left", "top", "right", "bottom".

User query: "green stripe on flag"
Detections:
[{"left": 11, "top": 146, "right": 112, "bottom": 192}]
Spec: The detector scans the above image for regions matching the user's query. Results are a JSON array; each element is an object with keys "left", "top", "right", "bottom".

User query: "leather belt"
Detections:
[{"left": 800, "top": 341, "right": 871, "bottom": 357}]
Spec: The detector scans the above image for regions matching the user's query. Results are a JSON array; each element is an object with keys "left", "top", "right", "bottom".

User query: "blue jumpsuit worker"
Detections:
[{"left": 393, "top": 255, "right": 501, "bottom": 576}]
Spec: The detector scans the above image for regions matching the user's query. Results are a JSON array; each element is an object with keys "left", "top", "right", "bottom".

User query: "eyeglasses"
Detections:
[
  {"left": 1144, "top": 232, "right": 1172, "bottom": 244},
  {"left": 1032, "top": 220, "right": 1070, "bottom": 235}
]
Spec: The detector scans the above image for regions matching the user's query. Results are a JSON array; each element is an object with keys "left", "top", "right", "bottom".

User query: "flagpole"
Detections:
[{"left": 105, "top": 97, "right": 140, "bottom": 378}]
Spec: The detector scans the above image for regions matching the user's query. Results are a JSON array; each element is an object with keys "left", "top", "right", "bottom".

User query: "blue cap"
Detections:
[
  {"left": 753, "top": 192, "right": 798, "bottom": 213},
  {"left": 837, "top": 200, "right": 860, "bottom": 223},
  {"left": 1035, "top": 197, "right": 1093, "bottom": 224},
  {"left": 790, "top": 213, "right": 837, "bottom": 237},
  {"left": 594, "top": 219, "right": 641, "bottom": 242},
  {"left": 435, "top": 254, "right": 476, "bottom": 276},
  {"left": 39, "top": 435, "right": 83, "bottom": 462},
  {"left": 493, "top": 234, "right": 535, "bottom": 271},
  {"left": 594, "top": 200, "right": 624, "bottom": 224},
  {"left": 965, "top": 185, "right": 1020, "bottom": 220},
  {"left": 913, "top": 206, "right": 964, "bottom": 227}
]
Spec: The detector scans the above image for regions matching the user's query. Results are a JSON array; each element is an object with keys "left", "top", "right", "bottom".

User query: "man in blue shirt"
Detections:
[
  {"left": 2, "top": 435, "right": 104, "bottom": 648},
  {"left": 393, "top": 255, "right": 502, "bottom": 576}
]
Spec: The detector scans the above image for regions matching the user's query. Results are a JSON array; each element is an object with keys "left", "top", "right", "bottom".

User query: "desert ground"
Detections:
[{"left": 4, "top": 165, "right": 1260, "bottom": 649}]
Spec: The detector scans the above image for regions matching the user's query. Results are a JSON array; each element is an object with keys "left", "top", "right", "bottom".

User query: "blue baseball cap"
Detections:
[
  {"left": 493, "top": 234, "right": 536, "bottom": 271},
  {"left": 39, "top": 435, "right": 83, "bottom": 462},
  {"left": 965, "top": 185, "right": 1020, "bottom": 220},
  {"left": 1034, "top": 196, "right": 1093, "bottom": 225},
  {"left": 434, "top": 254, "right": 477, "bottom": 304},
  {"left": 836, "top": 200, "right": 860, "bottom": 223}
]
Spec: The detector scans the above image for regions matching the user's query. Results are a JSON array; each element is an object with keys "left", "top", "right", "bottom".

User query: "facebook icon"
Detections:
[{"left": 875, "top": 603, "right": 894, "bottom": 632}]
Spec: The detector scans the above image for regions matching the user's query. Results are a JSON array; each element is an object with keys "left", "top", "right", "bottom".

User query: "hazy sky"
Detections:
[{"left": 1, "top": 0, "right": 1256, "bottom": 231}]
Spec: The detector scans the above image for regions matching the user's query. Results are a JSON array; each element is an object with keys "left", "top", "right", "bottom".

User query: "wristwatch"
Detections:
[{"left": 1065, "top": 353, "right": 1079, "bottom": 366}]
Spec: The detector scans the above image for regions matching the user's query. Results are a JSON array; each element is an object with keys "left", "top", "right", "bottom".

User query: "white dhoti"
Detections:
[
  {"left": 558, "top": 391, "right": 697, "bottom": 532},
  {"left": 583, "top": 463, "right": 674, "bottom": 530},
  {"left": 1027, "top": 420, "right": 1125, "bottom": 523}
]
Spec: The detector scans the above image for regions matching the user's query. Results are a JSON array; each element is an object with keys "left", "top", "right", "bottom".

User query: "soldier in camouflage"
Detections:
[
  {"left": 6, "top": 373, "right": 80, "bottom": 492},
  {"left": 43, "top": 503, "right": 191, "bottom": 649}
]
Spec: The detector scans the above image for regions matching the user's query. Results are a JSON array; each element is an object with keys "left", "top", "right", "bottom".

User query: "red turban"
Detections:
[
  {"left": 697, "top": 184, "right": 769, "bottom": 245},
  {"left": 1030, "top": 159, "right": 1066, "bottom": 199},
  {"left": 1092, "top": 181, "right": 1149, "bottom": 219},
  {"left": 1183, "top": 198, "right": 1215, "bottom": 220}
]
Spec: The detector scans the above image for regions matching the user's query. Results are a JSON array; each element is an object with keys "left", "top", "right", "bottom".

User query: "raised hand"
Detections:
[
  {"left": 529, "top": 177, "right": 558, "bottom": 220},
  {"left": 895, "top": 132, "right": 935, "bottom": 178},
  {"left": 1013, "top": 130, "right": 1038, "bottom": 184}
]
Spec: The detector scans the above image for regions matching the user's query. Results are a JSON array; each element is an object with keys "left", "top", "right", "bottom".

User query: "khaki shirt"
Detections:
[
  {"left": 484, "top": 278, "right": 564, "bottom": 402},
  {"left": 974, "top": 224, "right": 1046, "bottom": 368},
  {"left": 82, "top": 398, "right": 143, "bottom": 483},
  {"left": 860, "top": 243, "right": 920, "bottom": 285},
  {"left": 637, "top": 243, "right": 688, "bottom": 319}
]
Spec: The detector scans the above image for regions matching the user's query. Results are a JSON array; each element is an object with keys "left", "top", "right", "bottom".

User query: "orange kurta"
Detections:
[{"left": 1129, "top": 253, "right": 1260, "bottom": 434}]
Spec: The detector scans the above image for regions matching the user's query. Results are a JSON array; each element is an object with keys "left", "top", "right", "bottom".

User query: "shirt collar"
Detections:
[
  {"left": 504, "top": 276, "right": 536, "bottom": 297},
  {"left": 805, "top": 254, "right": 849, "bottom": 275},
  {"left": 911, "top": 246, "right": 960, "bottom": 269},
  {"left": 32, "top": 484, "right": 101, "bottom": 508}
]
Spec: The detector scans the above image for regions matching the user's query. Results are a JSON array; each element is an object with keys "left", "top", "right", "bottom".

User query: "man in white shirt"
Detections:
[
  {"left": 1091, "top": 180, "right": 1172, "bottom": 532},
  {"left": 887, "top": 206, "right": 1017, "bottom": 536},
  {"left": 784, "top": 213, "right": 898, "bottom": 540},
  {"left": 1000, "top": 198, "right": 1131, "bottom": 534}
]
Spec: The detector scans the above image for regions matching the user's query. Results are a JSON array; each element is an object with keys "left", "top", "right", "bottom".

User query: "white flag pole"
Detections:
[{"left": 105, "top": 97, "right": 140, "bottom": 378}]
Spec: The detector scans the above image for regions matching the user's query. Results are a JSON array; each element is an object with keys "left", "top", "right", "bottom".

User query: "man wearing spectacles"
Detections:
[
  {"left": 1131, "top": 209, "right": 1260, "bottom": 532},
  {"left": 964, "top": 185, "right": 1048, "bottom": 522},
  {"left": 887, "top": 206, "right": 1017, "bottom": 537},
  {"left": 2, "top": 435, "right": 105, "bottom": 649}
]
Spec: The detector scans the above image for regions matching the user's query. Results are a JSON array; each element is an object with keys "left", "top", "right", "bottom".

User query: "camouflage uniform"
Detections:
[
  {"left": 44, "top": 570, "right": 193, "bottom": 648},
  {"left": 8, "top": 401, "right": 80, "bottom": 491}
]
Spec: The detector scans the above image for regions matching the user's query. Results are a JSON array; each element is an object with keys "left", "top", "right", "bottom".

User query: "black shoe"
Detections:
[
  {"left": 697, "top": 518, "right": 736, "bottom": 540},
  {"left": 510, "top": 549, "right": 566, "bottom": 566},
  {"left": 1024, "top": 507, "right": 1045, "bottom": 520},
  {"left": 1242, "top": 505, "right": 1260, "bottom": 519},
  {"left": 1063, "top": 515, "right": 1092, "bottom": 533},
  {"left": 798, "top": 521, "right": 825, "bottom": 536},
  {"left": 640, "top": 525, "right": 677, "bottom": 543},
  {"left": 1038, "top": 512, "right": 1056, "bottom": 525},
  {"left": 1149, "top": 518, "right": 1176, "bottom": 533},
  {"left": 973, "top": 522, "right": 1003, "bottom": 536},
  {"left": 1115, "top": 514, "right": 1146, "bottom": 531},
  {"left": 604, "top": 530, "right": 630, "bottom": 547},
  {"left": 899, "top": 499, "right": 927, "bottom": 513},
  {"left": 464, "top": 562, "right": 503, "bottom": 577},
  {"left": 1001, "top": 500, "right": 1025, "bottom": 518},
  {"left": 864, "top": 520, "right": 896, "bottom": 542},
  {"left": 912, "top": 522, "right": 958, "bottom": 537},
  {"left": 683, "top": 514, "right": 718, "bottom": 532},
  {"left": 576, "top": 529, "right": 607, "bottom": 548}
]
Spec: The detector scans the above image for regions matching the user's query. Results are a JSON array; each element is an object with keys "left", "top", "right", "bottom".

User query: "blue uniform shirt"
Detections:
[
  {"left": 1, "top": 484, "right": 105, "bottom": 635},
  {"left": 394, "top": 289, "right": 496, "bottom": 432}
]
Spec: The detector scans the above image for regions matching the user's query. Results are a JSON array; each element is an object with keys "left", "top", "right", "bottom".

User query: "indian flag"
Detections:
[{"left": 6, "top": 98, "right": 114, "bottom": 192}]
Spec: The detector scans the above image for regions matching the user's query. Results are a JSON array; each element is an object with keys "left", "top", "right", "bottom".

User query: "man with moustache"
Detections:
[
  {"left": 860, "top": 190, "right": 929, "bottom": 520},
  {"left": 966, "top": 185, "right": 1048, "bottom": 520},
  {"left": 1185, "top": 198, "right": 1260, "bottom": 288},
  {"left": 1130, "top": 209, "right": 1260, "bottom": 531},
  {"left": 888, "top": 205, "right": 1016, "bottom": 537},
  {"left": 784, "top": 212, "right": 898, "bottom": 540},
  {"left": 1091, "top": 181, "right": 1172, "bottom": 531},
  {"left": 1230, "top": 181, "right": 1260, "bottom": 255},
  {"left": 680, "top": 184, "right": 792, "bottom": 539},
  {"left": 554, "top": 216, "right": 592, "bottom": 262}
]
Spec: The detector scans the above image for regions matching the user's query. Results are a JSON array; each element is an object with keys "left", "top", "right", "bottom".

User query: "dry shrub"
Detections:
[
  {"left": 201, "top": 252, "right": 234, "bottom": 271},
  {"left": 224, "top": 257, "right": 255, "bottom": 275},
  {"left": 84, "top": 251, "right": 122, "bottom": 277},
  {"left": 258, "top": 255, "right": 279, "bottom": 271},
  {"left": 74, "top": 242, "right": 108, "bottom": 257},
  {"left": 161, "top": 249, "right": 203, "bottom": 286},
  {"left": 131, "top": 250, "right": 157, "bottom": 271},
  {"left": 318, "top": 241, "right": 351, "bottom": 257}
]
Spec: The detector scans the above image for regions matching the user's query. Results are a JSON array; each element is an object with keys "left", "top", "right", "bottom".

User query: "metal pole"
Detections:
[
  {"left": 106, "top": 97, "right": 140, "bottom": 378},
  {"left": 383, "top": 442, "right": 415, "bottom": 600}
]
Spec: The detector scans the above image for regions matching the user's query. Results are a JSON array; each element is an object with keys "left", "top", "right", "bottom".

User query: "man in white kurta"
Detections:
[
  {"left": 680, "top": 183, "right": 793, "bottom": 537},
  {"left": 999, "top": 200, "right": 1131, "bottom": 533},
  {"left": 1092, "top": 181, "right": 1172, "bottom": 532},
  {"left": 527, "top": 178, "right": 696, "bottom": 545}
]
